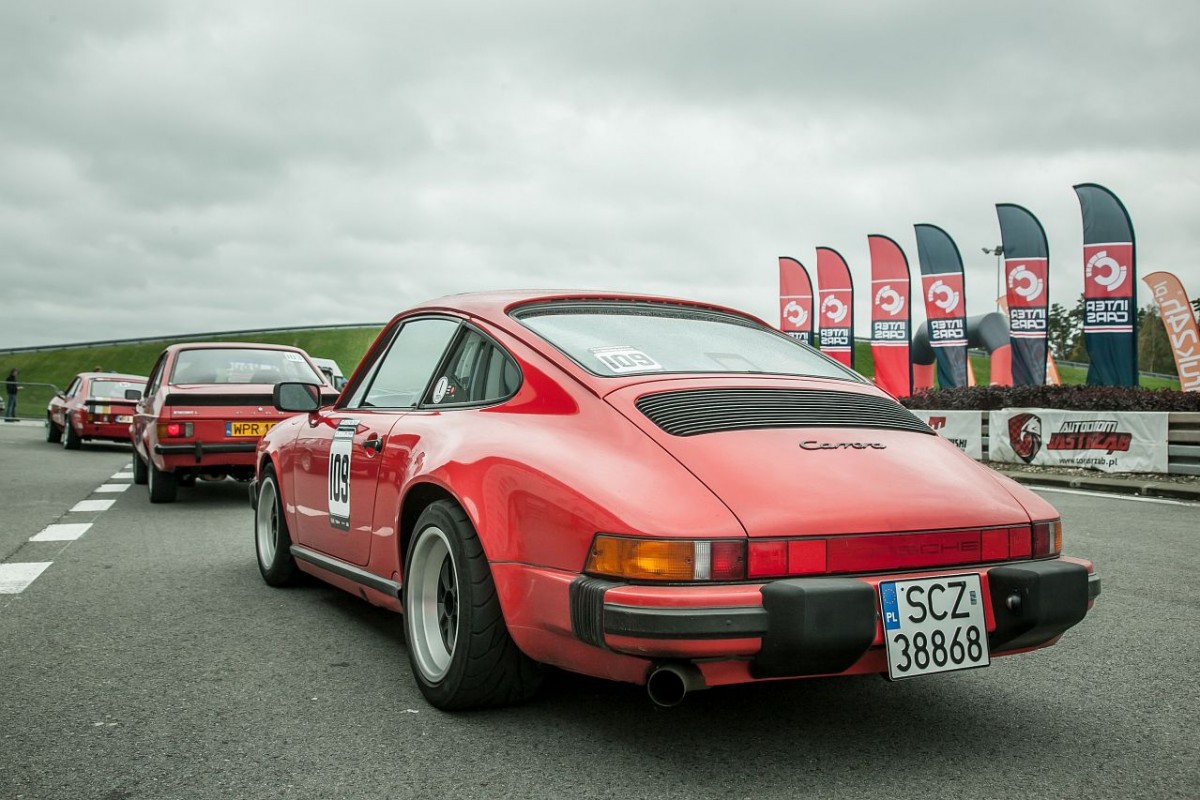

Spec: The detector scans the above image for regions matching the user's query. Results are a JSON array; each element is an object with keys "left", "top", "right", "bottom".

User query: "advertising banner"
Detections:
[
  {"left": 817, "top": 247, "right": 855, "bottom": 368},
  {"left": 911, "top": 410, "right": 983, "bottom": 460},
  {"left": 868, "top": 234, "right": 913, "bottom": 397},
  {"left": 1144, "top": 271, "right": 1200, "bottom": 392},
  {"left": 995, "top": 203, "right": 1049, "bottom": 385},
  {"left": 914, "top": 224, "right": 968, "bottom": 387},
  {"left": 778, "top": 256, "right": 815, "bottom": 345},
  {"left": 1074, "top": 183, "right": 1138, "bottom": 386},
  {"left": 988, "top": 409, "right": 1168, "bottom": 473}
]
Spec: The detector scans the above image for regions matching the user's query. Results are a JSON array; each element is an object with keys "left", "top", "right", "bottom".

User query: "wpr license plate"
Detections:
[
  {"left": 880, "top": 574, "right": 990, "bottom": 679},
  {"left": 116, "top": 415, "right": 133, "bottom": 424},
  {"left": 225, "top": 421, "right": 277, "bottom": 438}
]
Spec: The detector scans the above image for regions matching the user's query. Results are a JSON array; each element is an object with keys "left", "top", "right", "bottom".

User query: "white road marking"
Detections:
[
  {"left": 30, "top": 523, "right": 93, "bottom": 542},
  {"left": 95, "top": 484, "right": 131, "bottom": 493},
  {"left": 110, "top": 471, "right": 133, "bottom": 480},
  {"left": 0, "top": 563, "right": 53, "bottom": 593},
  {"left": 70, "top": 499, "right": 115, "bottom": 513},
  {"left": 1032, "top": 486, "right": 1200, "bottom": 507}
]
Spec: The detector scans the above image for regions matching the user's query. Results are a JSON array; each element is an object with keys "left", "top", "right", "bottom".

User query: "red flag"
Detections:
[
  {"left": 816, "top": 247, "right": 855, "bottom": 368},
  {"left": 778, "top": 256, "right": 814, "bottom": 345},
  {"left": 867, "top": 235, "right": 912, "bottom": 397}
]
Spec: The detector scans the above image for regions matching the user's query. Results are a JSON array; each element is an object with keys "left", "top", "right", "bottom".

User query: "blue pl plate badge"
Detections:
[{"left": 880, "top": 582, "right": 901, "bottom": 631}]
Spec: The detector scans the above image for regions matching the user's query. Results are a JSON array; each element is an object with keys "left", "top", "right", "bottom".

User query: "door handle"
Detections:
[{"left": 363, "top": 436, "right": 383, "bottom": 453}]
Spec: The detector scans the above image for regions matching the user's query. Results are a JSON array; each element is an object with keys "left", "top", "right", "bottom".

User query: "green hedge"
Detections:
[{"left": 902, "top": 385, "right": 1200, "bottom": 412}]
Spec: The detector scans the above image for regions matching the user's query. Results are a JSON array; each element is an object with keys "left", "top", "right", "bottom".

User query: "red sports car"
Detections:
[
  {"left": 47, "top": 372, "right": 148, "bottom": 449},
  {"left": 132, "top": 342, "right": 336, "bottom": 503},
  {"left": 252, "top": 291, "right": 1099, "bottom": 709}
]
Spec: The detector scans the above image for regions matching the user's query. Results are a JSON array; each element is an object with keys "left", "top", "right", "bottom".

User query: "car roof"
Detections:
[
  {"left": 78, "top": 372, "right": 147, "bottom": 382},
  {"left": 161, "top": 341, "right": 309, "bottom": 355},
  {"left": 406, "top": 290, "right": 768, "bottom": 326}
]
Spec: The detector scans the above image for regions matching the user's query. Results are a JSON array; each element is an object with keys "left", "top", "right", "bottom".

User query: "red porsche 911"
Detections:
[
  {"left": 47, "top": 372, "right": 148, "bottom": 449},
  {"left": 252, "top": 292, "right": 1099, "bottom": 709},
  {"left": 133, "top": 342, "right": 336, "bottom": 503}
]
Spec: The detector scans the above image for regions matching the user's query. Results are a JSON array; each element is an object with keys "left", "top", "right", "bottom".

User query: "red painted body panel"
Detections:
[
  {"left": 47, "top": 372, "right": 147, "bottom": 445},
  {"left": 256, "top": 291, "right": 1096, "bottom": 693},
  {"left": 134, "top": 342, "right": 328, "bottom": 477}
]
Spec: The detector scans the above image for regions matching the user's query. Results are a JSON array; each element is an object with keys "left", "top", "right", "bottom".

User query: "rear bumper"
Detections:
[
  {"left": 78, "top": 422, "right": 134, "bottom": 441},
  {"left": 570, "top": 559, "right": 1099, "bottom": 678},
  {"left": 154, "top": 441, "right": 258, "bottom": 467}
]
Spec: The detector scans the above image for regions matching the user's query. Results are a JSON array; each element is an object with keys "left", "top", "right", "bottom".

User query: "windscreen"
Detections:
[
  {"left": 515, "top": 302, "right": 862, "bottom": 380},
  {"left": 89, "top": 379, "right": 146, "bottom": 399},
  {"left": 170, "top": 349, "right": 322, "bottom": 385}
]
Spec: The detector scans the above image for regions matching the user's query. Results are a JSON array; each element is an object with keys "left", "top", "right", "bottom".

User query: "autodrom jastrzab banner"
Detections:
[{"left": 988, "top": 409, "right": 1167, "bottom": 473}]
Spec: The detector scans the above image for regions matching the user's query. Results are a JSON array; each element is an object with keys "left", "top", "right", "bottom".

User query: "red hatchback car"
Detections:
[
  {"left": 47, "top": 372, "right": 148, "bottom": 449},
  {"left": 253, "top": 292, "right": 1099, "bottom": 709},
  {"left": 133, "top": 342, "right": 335, "bottom": 503}
]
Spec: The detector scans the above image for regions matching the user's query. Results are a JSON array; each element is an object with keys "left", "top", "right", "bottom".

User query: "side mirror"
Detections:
[
  {"left": 124, "top": 389, "right": 143, "bottom": 401},
  {"left": 274, "top": 382, "right": 321, "bottom": 413}
]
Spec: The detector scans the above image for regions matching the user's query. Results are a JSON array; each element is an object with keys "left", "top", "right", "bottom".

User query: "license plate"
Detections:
[
  {"left": 116, "top": 415, "right": 132, "bottom": 424},
  {"left": 225, "top": 421, "right": 277, "bottom": 438},
  {"left": 880, "top": 574, "right": 990, "bottom": 679}
]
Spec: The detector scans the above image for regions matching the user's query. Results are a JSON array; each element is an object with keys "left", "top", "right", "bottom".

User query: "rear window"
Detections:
[
  {"left": 90, "top": 379, "right": 146, "bottom": 400},
  {"left": 514, "top": 301, "right": 861, "bottom": 380},
  {"left": 170, "top": 348, "right": 321, "bottom": 385}
]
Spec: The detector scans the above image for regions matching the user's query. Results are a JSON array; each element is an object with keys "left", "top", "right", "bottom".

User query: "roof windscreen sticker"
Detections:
[{"left": 589, "top": 346, "right": 663, "bottom": 374}]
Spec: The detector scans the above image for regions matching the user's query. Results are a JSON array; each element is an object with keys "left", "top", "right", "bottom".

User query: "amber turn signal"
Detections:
[{"left": 584, "top": 535, "right": 745, "bottom": 582}]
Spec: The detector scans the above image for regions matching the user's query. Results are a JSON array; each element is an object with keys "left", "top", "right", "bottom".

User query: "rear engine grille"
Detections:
[
  {"left": 635, "top": 388, "right": 933, "bottom": 437},
  {"left": 165, "top": 393, "right": 274, "bottom": 406}
]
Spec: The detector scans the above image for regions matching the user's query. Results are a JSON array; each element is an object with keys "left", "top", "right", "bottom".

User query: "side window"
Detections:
[
  {"left": 144, "top": 355, "right": 168, "bottom": 397},
  {"left": 426, "top": 329, "right": 522, "bottom": 407},
  {"left": 360, "top": 318, "right": 459, "bottom": 409},
  {"left": 65, "top": 378, "right": 82, "bottom": 398}
]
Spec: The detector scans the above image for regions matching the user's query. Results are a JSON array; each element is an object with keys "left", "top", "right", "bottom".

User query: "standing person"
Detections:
[{"left": 4, "top": 368, "right": 19, "bottom": 420}]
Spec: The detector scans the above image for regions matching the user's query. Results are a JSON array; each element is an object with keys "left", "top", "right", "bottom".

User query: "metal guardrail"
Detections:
[{"left": 0, "top": 322, "right": 385, "bottom": 356}]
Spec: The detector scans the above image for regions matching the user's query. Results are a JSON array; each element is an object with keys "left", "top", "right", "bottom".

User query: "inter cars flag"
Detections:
[
  {"left": 778, "top": 256, "right": 814, "bottom": 345},
  {"left": 816, "top": 247, "right": 855, "bottom": 368},
  {"left": 1074, "top": 183, "right": 1138, "bottom": 386},
  {"left": 1144, "top": 271, "right": 1200, "bottom": 391},
  {"left": 868, "top": 234, "right": 912, "bottom": 397},
  {"left": 996, "top": 203, "right": 1050, "bottom": 385},
  {"left": 914, "top": 224, "right": 969, "bottom": 388}
]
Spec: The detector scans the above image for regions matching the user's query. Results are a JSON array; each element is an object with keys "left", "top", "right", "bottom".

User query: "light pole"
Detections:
[{"left": 982, "top": 245, "right": 1004, "bottom": 312}]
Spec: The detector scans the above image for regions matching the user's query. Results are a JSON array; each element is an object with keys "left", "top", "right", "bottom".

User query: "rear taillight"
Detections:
[
  {"left": 156, "top": 422, "right": 193, "bottom": 439},
  {"left": 1032, "top": 519, "right": 1062, "bottom": 557},
  {"left": 585, "top": 535, "right": 745, "bottom": 582}
]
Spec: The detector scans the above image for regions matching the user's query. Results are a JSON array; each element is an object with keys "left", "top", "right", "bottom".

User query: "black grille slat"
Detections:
[
  {"left": 164, "top": 393, "right": 275, "bottom": 407},
  {"left": 636, "top": 388, "right": 933, "bottom": 437}
]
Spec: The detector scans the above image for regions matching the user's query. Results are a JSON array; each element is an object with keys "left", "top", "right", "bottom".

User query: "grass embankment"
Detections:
[
  {"left": 3, "top": 328, "right": 1181, "bottom": 421},
  {"left": 2, "top": 327, "right": 383, "bottom": 421}
]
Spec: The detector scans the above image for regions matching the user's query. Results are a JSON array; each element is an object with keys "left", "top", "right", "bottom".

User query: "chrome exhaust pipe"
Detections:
[{"left": 646, "top": 663, "right": 706, "bottom": 708}]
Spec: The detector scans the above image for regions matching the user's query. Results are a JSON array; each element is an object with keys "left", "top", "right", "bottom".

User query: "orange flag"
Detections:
[{"left": 1143, "top": 271, "right": 1200, "bottom": 391}]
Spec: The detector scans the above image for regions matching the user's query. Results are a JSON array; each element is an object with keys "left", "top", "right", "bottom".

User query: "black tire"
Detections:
[
  {"left": 62, "top": 417, "right": 81, "bottom": 450},
  {"left": 131, "top": 450, "right": 148, "bottom": 485},
  {"left": 46, "top": 415, "right": 62, "bottom": 444},
  {"left": 254, "top": 467, "right": 300, "bottom": 586},
  {"left": 403, "top": 500, "right": 542, "bottom": 710},
  {"left": 148, "top": 460, "right": 177, "bottom": 503}
]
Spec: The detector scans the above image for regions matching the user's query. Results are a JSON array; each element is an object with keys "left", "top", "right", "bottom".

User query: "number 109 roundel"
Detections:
[{"left": 252, "top": 291, "right": 1100, "bottom": 709}]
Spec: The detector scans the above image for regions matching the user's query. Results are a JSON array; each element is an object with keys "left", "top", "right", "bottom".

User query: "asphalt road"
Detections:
[{"left": 1, "top": 422, "right": 1197, "bottom": 800}]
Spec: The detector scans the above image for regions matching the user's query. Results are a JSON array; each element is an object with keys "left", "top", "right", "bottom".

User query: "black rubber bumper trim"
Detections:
[
  {"left": 987, "top": 561, "right": 1094, "bottom": 653},
  {"left": 752, "top": 578, "right": 879, "bottom": 678},
  {"left": 290, "top": 545, "right": 402, "bottom": 598},
  {"left": 604, "top": 604, "right": 769, "bottom": 640},
  {"left": 570, "top": 577, "right": 620, "bottom": 648},
  {"left": 155, "top": 442, "right": 258, "bottom": 460}
]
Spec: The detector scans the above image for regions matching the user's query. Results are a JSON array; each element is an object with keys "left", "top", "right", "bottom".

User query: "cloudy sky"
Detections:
[{"left": 2, "top": 1, "right": 1197, "bottom": 348}]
